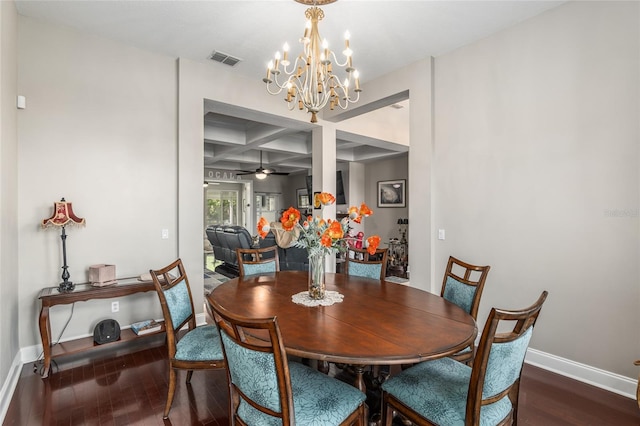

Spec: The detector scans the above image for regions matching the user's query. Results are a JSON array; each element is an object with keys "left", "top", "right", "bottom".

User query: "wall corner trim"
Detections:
[{"left": 0, "top": 350, "right": 26, "bottom": 424}]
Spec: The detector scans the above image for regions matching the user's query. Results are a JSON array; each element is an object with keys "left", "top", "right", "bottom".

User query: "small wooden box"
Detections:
[{"left": 89, "top": 264, "right": 116, "bottom": 287}]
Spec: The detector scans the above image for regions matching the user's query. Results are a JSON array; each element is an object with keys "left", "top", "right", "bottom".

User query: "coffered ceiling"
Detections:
[{"left": 203, "top": 99, "right": 410, "bottom": 176}]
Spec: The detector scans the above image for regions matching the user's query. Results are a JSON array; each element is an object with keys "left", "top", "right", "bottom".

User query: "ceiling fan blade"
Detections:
[
  {"left": 235, "top": 171, "right": 255, "bottom": 175},
  {"left": 270, "top": 172, "right": 290, "bottom": 176}
]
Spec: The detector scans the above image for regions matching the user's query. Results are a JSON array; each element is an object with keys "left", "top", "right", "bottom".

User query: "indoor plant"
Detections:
[{"left": 257, "top": 192, "right": 380, "bottom": 299}]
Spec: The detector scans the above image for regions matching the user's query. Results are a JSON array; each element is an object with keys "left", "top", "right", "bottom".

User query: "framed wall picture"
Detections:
[
  {"left": 377, "top": 179, "right": 406, "bottom": 208},
  {"left": 297, "top": 188, "right": 311, "bottom": 209}
]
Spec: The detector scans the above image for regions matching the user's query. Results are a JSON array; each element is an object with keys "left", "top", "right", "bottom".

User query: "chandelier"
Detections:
[{"left": 263, "top": 0, "right": 361, "bottom": 123}]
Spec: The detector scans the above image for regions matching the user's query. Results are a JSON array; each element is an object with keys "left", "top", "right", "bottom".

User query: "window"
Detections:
[{"left": 205, "top": 189, "right": 239, "bottom": 227}]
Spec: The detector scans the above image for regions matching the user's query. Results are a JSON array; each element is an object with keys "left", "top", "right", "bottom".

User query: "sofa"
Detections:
[
  {"left": 205, "top": 225, "right": 254, "bottom": 278},
  {"left": 206, "top": 224, "right": 310, "bottom": 277}
]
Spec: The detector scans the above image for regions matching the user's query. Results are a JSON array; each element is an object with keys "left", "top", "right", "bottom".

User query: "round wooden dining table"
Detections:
[{"left": 207, "top": 271, "right": 477, "bottom": 392}]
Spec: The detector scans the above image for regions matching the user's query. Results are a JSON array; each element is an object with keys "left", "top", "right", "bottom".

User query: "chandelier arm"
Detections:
[
  {"left": 280, "top": 55, "right": 308, "bottom": 76},
  {"left": 266, "top": 84, "right": 287, "bottom": 96},
  {"left": 334, "top": 91, "right": 360, "bottom": 109},
  {"left": 328, "top": 52, "right": 350, "bottom": 68}
]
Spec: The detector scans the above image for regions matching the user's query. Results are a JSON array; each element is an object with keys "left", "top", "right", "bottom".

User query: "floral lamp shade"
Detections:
[{"left": 41, "top": 198, "right": 85, "bottom": 228}]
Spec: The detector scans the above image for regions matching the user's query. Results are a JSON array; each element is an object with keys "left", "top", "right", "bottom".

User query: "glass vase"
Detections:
[{"left": 308, "top": 252, "right": 326, "bottom": 300}]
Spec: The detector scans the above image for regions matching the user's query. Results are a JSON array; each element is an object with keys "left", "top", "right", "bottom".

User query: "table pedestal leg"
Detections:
[
  {"left": 317, "top": 360, "right": 329, "bottom": 374},
  {"left": 352, "top": 365, "right": 366, "bottom": 394}
]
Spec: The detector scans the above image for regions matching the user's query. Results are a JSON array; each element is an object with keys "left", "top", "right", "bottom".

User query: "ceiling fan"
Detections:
[{"left": 236, "top": 151, "right": 289, "bottom": 180}]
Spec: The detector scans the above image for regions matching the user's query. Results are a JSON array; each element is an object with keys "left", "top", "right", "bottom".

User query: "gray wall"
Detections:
[
  {"left": 365, "top": 155, "right": 409, "bottom": 245},
  {"left": 433, "top": 1, "right": 639, "bottom": 378},
  {"left": 17, "top": 16, "right": 178, "bottom": 345},
  {"left": 0, "top": 0, "right": 19, "bottom": 391}
]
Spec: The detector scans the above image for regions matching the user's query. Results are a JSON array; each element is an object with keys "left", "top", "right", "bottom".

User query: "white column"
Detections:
[
  {"left": 348, "top": 162, "right": 365, "bottom": 236},
  {"left": 311, "top": 124, "right": 337, "bottom": 272}
]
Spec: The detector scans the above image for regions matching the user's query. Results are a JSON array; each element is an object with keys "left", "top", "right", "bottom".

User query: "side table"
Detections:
[{"left": 37, "top": 277, "right": 162, "bottom": 378}]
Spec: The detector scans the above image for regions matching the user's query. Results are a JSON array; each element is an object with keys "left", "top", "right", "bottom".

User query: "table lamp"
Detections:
[{"left": 41, "top": 198, "right": 85, "bottom": 292}]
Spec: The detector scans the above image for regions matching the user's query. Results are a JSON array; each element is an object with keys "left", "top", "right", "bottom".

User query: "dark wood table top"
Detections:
[{"left": 208, "top": 271, "right": 477, "bottom": 366}]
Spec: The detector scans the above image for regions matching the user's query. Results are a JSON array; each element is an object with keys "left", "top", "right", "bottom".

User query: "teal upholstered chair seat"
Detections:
[
  {"left": 151, "top": 258, "right": 225, "bottom": 419},
  {"left": 348, "top": 261, "right": 383, "bottom": 280},
  {"left": 233, "top": 360, "right": 366, "bottom": 425},
  {"left": 237, "top": 246, "right": 280, "bottom": 278},
  {"left": 440, "top": 257, "right": 491, "bottom": 364},
  {"left": 381, "top": 292, "right": 548, "bottom": 426},
  {"left": 242, "top": 260, "right": 277, "bottom": 276},
  {"left": 382, "top": 357, "right": 512, "bottom": 425},
  {"left": 210, "top": 298, "right": 367, "bottom": 425},
  {"left": 174, "top": 325, "right": 223, "bottom": 361}
]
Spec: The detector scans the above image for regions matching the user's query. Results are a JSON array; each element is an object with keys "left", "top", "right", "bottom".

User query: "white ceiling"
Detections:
[{"left": 15, "top": 0, "right": 565, "bottom": 177}]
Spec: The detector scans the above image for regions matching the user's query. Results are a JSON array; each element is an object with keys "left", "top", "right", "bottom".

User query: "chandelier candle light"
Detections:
[{"left": 263, "top": 0, "right": 361, "bottom": 123}]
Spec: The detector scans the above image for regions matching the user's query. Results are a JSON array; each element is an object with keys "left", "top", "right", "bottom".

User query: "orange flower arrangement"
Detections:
[{"left": 257, "top": 192, "right": 380, "bottom": 257}]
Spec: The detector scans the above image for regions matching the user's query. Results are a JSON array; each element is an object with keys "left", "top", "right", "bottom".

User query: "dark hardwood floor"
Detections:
[{"left": 4, "top": 339, "right": 639, "bottom": 425}]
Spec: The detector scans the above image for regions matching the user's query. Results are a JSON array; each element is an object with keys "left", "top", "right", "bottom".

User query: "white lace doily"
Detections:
[{"left": 291, "top": 290, "right": 344, "bottom": 307}]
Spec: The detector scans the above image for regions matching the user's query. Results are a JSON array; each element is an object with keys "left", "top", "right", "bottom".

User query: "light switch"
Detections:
[
  {"left": 438, "top": 229, "right": 445, "bottom": 240},
  {"left": 161, "top": 229, "right": 169, "bottom": 239}
]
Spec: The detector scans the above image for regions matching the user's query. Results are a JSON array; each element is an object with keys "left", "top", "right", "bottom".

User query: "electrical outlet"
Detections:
[
  {"left": 111, "top": 301, "right": 119, "bottom": 313},
  {"left": 161, "top": 229, "right": 169, "bottom": 239}
]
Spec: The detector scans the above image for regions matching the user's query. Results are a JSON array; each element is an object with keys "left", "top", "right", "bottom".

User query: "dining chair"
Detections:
[
  {"left": 381, "top": 291, "right": 548, "bottom": 426},
  {"left": 345, "top": 247, "right": 389, "bottom": 280},
  {"left": 150, "top": 258, "right": 225, "bottom": 419},
  {"left": 208, "top": 299, "right": 367, "bottom": 426},
  {"left": 236, "top": 245, "right": 279, "bottom": 277},
  {"left": 441, "top": 256, "right": 491, "bottom": 364}
]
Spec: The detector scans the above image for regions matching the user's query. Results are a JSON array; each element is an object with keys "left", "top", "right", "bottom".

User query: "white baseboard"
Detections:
[
  {"left": 0, "top": 350, "right": 28, "bottom": 424},
  {"left": 526, "top": 348, "right": 637, "bottom": 399}
]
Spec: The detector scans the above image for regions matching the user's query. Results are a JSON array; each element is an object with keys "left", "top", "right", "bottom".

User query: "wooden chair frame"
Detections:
[
  {"left": 382, "top": 291, "right": 548, "bottom": 426},
  {"left": 236, "top": 246, "right": 280, "bottom": 277},
  {"left": 151, "top": 258, "right": 225, "bottom": 418},
  {"left": 345, "top": 247, "right": 389, "bottom": 280},
  {"left": 635, "top": 360, "right": 640, "bottom": 408},
  {"left": 441, "top": 256, "right": 491, "bottom": 363},
  {"left": 209, "top": 300, "right": 366, "bottom": 426}
]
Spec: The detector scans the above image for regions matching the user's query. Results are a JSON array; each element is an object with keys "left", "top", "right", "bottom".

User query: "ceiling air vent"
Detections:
[{"left": 209, "top": 51, "right": 242, "bottom": 67}]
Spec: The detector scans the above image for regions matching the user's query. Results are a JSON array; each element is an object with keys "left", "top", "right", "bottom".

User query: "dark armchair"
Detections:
[{"left": 205, "top": 225, "right": 254, "bottom": 277}]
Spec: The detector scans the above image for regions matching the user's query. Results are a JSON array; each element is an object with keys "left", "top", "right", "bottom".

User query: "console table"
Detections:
[{"left": 37, "top": 277, "right": 162, "bottom": 378}]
